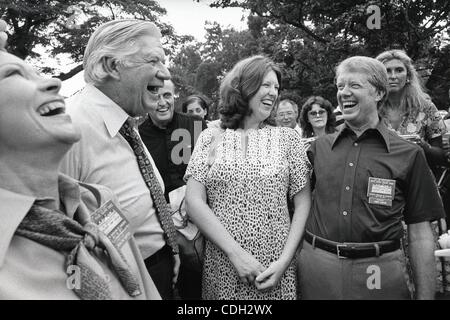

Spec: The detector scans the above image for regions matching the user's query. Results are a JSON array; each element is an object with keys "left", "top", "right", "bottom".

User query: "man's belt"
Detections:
[{"left": 304, "top": 231, "right": 401, "bottom": 259}]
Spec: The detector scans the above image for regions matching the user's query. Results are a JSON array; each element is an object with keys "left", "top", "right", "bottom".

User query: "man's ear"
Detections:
[
  {"left": 101, "top": 56, "right": 121, "bottom": 81},
  {"left": 375, "top": 89, "right": 385, "bottom": 102}
]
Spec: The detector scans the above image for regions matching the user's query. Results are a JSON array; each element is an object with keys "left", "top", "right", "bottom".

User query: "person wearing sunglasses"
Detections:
[{"left": 300, "top": 96, "right": 336, "bottom": 138}]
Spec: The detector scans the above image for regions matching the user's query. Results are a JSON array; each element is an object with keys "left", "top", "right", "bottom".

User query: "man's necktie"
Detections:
[
  {"left": 119, "top": 118, "right": 179, "bottom": 254},
  {"left": 16, "top": 202, "right": 142, "bottom": 300}
]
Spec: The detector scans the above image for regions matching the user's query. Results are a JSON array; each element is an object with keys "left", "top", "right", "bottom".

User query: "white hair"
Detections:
[{"left": 83, "top": 19, "right": 161, "bottom": 85}]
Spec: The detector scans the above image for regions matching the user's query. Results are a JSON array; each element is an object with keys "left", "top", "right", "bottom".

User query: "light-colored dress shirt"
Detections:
[
  {"left": 0, "top": 174, "right": 161, "bottom": 300},
  {"left": 294, "top": 124, "right": 302, "bottom": 136},
  {"left": 60, "top": 84, "right": 165, "bottom": 259}
]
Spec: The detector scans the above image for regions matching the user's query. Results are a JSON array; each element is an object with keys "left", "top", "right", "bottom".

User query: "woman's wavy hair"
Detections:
[
  {"left": 300, "top": 96, "right": 336, "bottom": 138},
  {"left": 376, "top": 49, "right": 430, "bottom": 118},
  {"left": 181, "top": 94, "right": 210, "bottom": 118},
  {"left": 218, "top": 55, "right": 282, "bottom": 130}
]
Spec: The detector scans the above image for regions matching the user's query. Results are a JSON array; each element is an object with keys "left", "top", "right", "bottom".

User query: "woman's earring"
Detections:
[{"left": 406, "top": 79, "right": 410, "bottom": 84}]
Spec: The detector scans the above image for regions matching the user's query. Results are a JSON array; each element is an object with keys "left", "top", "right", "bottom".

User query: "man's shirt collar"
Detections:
[
  {"left": 84, "top": 84, "right": 129, "bottom": 138},
  {"left": 331, "top": 118, "right": 391, "bottom": 152}
]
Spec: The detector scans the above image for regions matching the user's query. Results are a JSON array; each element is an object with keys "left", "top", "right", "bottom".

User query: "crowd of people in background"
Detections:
[{"left": 1, "top": 18, "right": 450, "bottom": 300}]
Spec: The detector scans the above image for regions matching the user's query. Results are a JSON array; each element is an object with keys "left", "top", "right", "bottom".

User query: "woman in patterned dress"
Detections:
[
  {"left": 376, "top": 49, "right": 449, "bottom": 295},
  {"left": 184, "top": 55, "right": 312, "bottom": 299},
  {"left": 376, "top": 49, "right": 447, "bottom": 172}
]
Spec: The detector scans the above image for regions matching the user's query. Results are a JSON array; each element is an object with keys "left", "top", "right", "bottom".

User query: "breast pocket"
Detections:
[{"left": 360, "top": 166, "right": 398, "bottom": 211}]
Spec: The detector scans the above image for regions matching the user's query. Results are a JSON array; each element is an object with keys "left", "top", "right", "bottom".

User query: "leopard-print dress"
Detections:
[{"left": 185, "top": 126, "right": 311, "bottom": 299}]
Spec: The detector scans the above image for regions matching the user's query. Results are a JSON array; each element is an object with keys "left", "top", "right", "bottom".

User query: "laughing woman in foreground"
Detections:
[
  {"left": 184, "top": 55, "right": 311, "bottom": 299},
  {"left": 0, "top": 22, "right": 160, "bottom": 300}
]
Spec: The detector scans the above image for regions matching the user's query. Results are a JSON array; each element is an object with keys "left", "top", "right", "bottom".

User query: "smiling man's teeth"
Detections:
[
  {"left": 342, "top": 101, "right": 357, "bottom": 109},
  {"left": 38, "top": 101, "right": 65, "bottom": 116},
  {"left": 39, "top": 106, "right": 50, "bottom": 115}
]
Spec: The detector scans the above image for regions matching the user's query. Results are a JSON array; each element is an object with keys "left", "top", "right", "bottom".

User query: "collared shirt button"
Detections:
[
  {"left": 349, "top": 162, "right": 354, "bottom": 167},
  {"left": 354, "top": 143, "right": 358, "bottom": 147},
  {"left": 345, "top": 186, "right": 350, "bottom": 191},
  {"left": 343, "top": 211, "right": 348, "bottom": 216}
]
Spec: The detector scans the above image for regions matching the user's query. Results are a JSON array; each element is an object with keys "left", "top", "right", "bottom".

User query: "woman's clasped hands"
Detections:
[{"left": 228, "top": 245, "right": 288, "bottom": 292}]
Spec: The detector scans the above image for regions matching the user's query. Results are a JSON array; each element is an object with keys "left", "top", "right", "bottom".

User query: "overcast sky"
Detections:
[
  {"left": 60, "top": 1, "right": 248, "bottom": 96},
  {"left": 161, "top": 0, "right": 248, "bottom": 41}
]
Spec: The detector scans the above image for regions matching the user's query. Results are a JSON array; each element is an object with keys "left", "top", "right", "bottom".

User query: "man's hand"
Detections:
[{"left": 0, "top": 20, "right": 8, "bottom": 51}]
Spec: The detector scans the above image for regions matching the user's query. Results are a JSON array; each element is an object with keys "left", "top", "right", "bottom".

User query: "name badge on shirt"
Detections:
[
  {"left": 91, "top": 200, "right": 131, "bottom": 248},
  {"left": 367, "top": 177, "right": 395, "bottom": 207}
]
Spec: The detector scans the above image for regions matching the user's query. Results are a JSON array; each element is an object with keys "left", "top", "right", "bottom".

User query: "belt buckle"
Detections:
[{"left": 336, "top": 244, "right": 347, "bottom": 259}]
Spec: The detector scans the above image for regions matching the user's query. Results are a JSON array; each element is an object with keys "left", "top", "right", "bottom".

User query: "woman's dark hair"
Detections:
[
  {"left": 181, "top": 94, "right": 209, "bottom": 115},
  {"left": 300, "top": 96, "right": 336, "bottom": 138},
  {"left": 218, "top": 55, "right": 282, "bottom": 130}
]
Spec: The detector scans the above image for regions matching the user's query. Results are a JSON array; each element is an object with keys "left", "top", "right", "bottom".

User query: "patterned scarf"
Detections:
[{"left": 15, "top": 203, "right": 142, "bottom": 300}]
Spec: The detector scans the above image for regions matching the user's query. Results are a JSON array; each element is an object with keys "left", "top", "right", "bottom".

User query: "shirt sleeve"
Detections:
[
  {"left": 184, "top": 128, "right": 215, "bottom": 185},
  {"left": 286, "top": 129, "right": 312, "bottom": 200},
  {"left": 403, "top": 148, "right": 445, "bottom": 224}
]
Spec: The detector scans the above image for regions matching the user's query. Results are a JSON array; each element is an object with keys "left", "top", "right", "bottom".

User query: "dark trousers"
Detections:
[
  {"left": 177, "top": 261, "right": 202, "bottom": 300},
  {"left": 144, "top": 245, "right": 174, "bottom": 300}
]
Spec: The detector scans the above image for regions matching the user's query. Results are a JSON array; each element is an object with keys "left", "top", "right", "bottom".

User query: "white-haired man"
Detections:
[{"left": 60, "top": 19, "right": 179, "bottom": 300}]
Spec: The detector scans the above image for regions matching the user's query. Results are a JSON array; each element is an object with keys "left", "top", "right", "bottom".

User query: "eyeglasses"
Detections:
[
  {"left": 308, "top": 110, "right": 326, "bottom": 117},
  {"left": 277, "top": 112, "right": 295, "bottom": 118}
]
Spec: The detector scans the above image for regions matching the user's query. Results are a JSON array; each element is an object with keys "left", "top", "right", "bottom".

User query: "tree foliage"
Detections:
[
  {"left": 0, "top": 0, "right": 192, "bottom": 79},
  {"left": 169, "top": 21, "right": 263, "bottom": 118},
  {"left": 198, "top": 0, "right": 450, "bottom": 110}
]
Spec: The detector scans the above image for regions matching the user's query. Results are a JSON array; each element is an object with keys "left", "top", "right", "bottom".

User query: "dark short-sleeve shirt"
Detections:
[
  {"left": 307, "top": 120, "right": 445, "bottom": 243},
  {"left": 139, "top": 112, "right": 207, "bottom": 200}
]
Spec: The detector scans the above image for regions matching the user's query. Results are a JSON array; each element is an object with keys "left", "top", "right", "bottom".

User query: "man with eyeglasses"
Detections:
[
  {"left": 276, "top": 99, "right": 302, "bottom": 136},
  {"left": 60, "top": 20, "right": 180, "bottom": 299}
]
